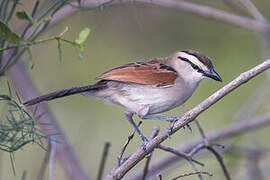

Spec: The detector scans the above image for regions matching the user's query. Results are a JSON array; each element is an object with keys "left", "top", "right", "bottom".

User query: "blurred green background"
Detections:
[{"left": 1, "top": 0, "right": 270, "bottom": 179}]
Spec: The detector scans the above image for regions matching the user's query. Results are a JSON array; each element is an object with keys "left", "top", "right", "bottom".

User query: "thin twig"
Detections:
[
  {"left": 97, "top": 142, "right": 111, "bottom": 180},
  {"left": 171, "top": 171, "right": 212, "bottom": 180},
  {"left": 158, "top": 145, "right": 204, "bottom": 167},
  {"left": 207, "top": 146, "right": 231, "bottom": 180},
  {"left": 158, "top": 143, "right": 205, "bottom": 180},
  {"left": 195, "top": 119, "right": 230, "bottom": 180},
  {"left": 142, "top": 126, "right": 159, "bottom": 180},
  {"left": 118, "top": 121, "right": 142, "bottom": 166}
]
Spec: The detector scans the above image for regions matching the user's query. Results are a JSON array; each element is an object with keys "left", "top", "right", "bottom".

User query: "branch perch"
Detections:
[{"left": 106, "top": 59, "right": 270, "bottom": 179}]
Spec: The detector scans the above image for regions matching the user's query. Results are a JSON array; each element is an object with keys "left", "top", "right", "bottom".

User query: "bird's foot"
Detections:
[
  {"left": 140, "top": 135, "right": 149, "bottom": 151},
  {"left": 182, "top": 123, "right": 192, "bottom": 132},
  {"left": 166, "top": 117, "right": 179, "bottom": 137}
]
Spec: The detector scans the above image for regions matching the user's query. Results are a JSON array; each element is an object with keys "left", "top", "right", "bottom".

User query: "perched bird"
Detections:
[{"left": 24, "top": 50, "right": 222, "bottom": 145}]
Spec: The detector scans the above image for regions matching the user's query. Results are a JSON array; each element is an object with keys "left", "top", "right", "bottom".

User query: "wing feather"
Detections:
[{"left": 96, "top": 60, "right": 178, "bottom": 87}]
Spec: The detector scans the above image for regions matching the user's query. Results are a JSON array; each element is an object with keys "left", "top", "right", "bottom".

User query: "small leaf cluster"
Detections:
[{"left": 0, "top": 0, "right": 90, "bottom": 74}]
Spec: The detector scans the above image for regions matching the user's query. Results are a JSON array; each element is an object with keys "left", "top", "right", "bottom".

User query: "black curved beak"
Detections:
[{"left": 203, "top": 68, "right": 222, "bottom": 82}]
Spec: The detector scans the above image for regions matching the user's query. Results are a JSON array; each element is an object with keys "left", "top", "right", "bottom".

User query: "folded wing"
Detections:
[{"left": 96, "top": 60, "right": 178, "bottom": 87}]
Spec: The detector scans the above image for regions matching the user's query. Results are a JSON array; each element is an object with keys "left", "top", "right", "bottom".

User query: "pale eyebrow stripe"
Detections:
[{"left": 179, "top": 52, "right": 209, "bottom": 71}]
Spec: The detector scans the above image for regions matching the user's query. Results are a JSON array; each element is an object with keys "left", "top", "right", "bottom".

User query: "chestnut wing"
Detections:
[{"left": 95, "top": 61, "right": 178, "bottom": 87}]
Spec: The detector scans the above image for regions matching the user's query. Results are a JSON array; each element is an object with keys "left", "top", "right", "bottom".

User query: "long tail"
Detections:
[{"left": 23, "top": 82, "right": 107, "bottom": 106}]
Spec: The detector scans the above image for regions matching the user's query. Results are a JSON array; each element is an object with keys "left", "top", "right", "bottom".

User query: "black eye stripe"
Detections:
[{"left": 178, "top": 57, "right": 204, "bottom": 73}]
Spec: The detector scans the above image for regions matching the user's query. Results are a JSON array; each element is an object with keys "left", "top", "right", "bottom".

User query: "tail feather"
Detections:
[{"left": 23, "top": 82, "right": 107, "bottom": 106}]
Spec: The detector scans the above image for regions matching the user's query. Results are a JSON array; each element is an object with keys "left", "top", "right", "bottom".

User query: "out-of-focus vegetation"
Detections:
[{"left": 1, "top": 0, "right": 270, "bottom": 179}]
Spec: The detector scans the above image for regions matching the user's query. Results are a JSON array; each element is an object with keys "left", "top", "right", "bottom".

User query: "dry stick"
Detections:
[
  {"left": 158, "top": 145, "right": 204, "bottom": 180},
  {"left": 207, "top": 146, "right": 230, "bottom": 180},
  {"left": 118, "top": 121, "right": 142, "bottom": 166},
  {"left": 97, "top": 142, "right": 111, "bottom": 180},
  {"left": 106, "top": 59, "right": 270, "bottom": 179},
  {"left": 158, "top": 145, "right": 203, "bottom": 167},
  {"left": 130, "top": 113, "right": 270, "bottom": 180},
  {"left": 171, "top": 171, "right": 212, "bottom": 180},
  {"left": 142, "top": 126, "right": 160, "bottom": 180},
  {"left": 195, "top": 119, "right": 230, "bottom": 180}
]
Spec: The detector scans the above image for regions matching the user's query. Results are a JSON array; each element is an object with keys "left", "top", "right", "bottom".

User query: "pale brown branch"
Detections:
[
  {"left": 131, "top": 113, "right": 270, "bottom": 179},
  {"left": 106, "top": 59, "right": 270, "bottom": 179}
]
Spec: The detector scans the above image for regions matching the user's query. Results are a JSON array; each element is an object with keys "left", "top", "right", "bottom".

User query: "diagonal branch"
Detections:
[
  {"left": 106, "top": 59, "right": 270, "bottom": 179},
  {"left": 131, "top": 113, "right": 270, "bottom": 179}
]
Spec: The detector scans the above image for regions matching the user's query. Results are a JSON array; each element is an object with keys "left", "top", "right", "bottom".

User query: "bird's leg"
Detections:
[
  {"left": 125, "top": 112, "right": 149, "bottom": 150},
  {"left": 139, "top": 115, "right": 178, "bottom": 136},
  {"left": 139, "top": 115, "right": 192, "bottom": 134},
  {"left": 139, "top": 115, "right": 178, "bottom": 121}
]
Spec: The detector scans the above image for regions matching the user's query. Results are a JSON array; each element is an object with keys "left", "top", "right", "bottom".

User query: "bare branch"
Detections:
[
  {"left": 118, "top": 121, "right": 142, "bottom": 166},
  {"left": 105, "top": 58, "right": 270, "bottom": 179},
  {"left": 158, "top": 145, "right": 203, "bottom": 167},
  {"left": 207, "top": 146, "right": 231, "bottom": 180},
  {"left": 131, "top": 113, "right": 270, "bottom": 179}
]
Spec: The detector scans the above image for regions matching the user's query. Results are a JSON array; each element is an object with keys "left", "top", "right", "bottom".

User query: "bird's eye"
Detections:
[
  {"left": 178, "top": 57, "right": 204, "bottom": 73},
  {"left": 192, "top": 64, "right": 199, "bottom": 70}
]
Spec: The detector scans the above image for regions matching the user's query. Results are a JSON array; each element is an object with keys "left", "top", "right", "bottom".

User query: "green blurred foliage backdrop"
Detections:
[{"left": 1, "top": 1, "right": 270, "bottom": 179}]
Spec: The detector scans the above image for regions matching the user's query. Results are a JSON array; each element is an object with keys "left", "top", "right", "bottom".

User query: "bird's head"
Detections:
[{"left": 170, "top": 50, "right": 222, "bottom": 83}]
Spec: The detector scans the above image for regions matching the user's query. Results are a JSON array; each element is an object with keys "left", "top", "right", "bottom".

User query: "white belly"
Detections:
[
  {"left": 108, "top": 78, "right": 199, "bottom": 116},
  {"left": 83, "top": 78, "right": 200, "bottom": 116}
]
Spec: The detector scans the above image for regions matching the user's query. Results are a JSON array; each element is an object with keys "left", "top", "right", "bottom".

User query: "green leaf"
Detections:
[
  {"left": 75, "top": 28, "right": 90, "bottom": 45},
  {"left": 16, "top": 11, "right": 34, "bottom": 23},
  {"left": 26, "top": 47, "right": 34, "bottom": 69},
  {"left": 0, "top": 20, "right": 23, "bottom": 45}
]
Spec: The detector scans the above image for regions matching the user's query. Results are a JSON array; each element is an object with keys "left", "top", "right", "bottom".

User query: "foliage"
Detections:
[
  {"left": 0, "top": 86, "right": 47, "bottom": 175},
  {"left": 0, "top": 0, "right": 90, "bottom": 74}
]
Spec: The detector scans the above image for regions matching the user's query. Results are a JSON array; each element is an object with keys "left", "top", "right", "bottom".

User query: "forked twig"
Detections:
[
  {"left": 158, "top": 145, "right": 204, "bottom": 167},
  {"left": 194, "top": 120, "right": 230, "bottom": 180},
  {"left": 118, "top": 121, "right": 142, "bottom": 166}
]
